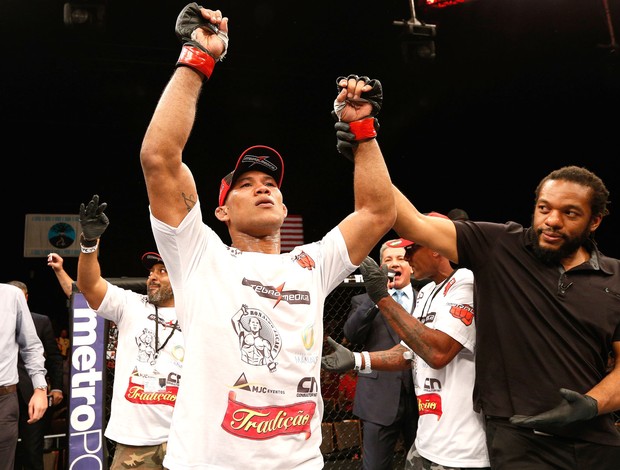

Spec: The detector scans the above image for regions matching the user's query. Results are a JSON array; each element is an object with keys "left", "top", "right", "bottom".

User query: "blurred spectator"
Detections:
[
  {"left": 56, "top": 329, "right": 70, "bottom": 362},
  {"left": 337, "top": 369, "right": 358, "bottom": 419},
  {"left": 447, "top": 208, "right": 469, "bottom": 221}
]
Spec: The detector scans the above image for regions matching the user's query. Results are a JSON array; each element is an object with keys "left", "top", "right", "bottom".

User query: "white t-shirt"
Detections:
[
  {"left": 150, "top": 201, "right": 355, "bottom": 470},
  {"left": 94, "top": 282, "right": 184, "bottom": 445},
  {"left": 405, "top": 268, "right": 489, "bottom": 467}
]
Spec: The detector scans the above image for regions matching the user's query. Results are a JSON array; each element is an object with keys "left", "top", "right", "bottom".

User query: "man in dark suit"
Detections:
[
  {"left": 8, "top": 281, "right": 64, "bottom": 470},
  {"left": 343, "top": 239, "right": 419, "bottom": 470}
]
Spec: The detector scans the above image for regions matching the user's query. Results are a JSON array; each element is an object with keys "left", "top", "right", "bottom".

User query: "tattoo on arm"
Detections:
[
  {"left": 378, "top": 297, "right": 434, "bottom": 363},
  {"left": 182, "top": 192, "right": 197, "bottom": 212},
  {"left": 372, "top": 347, "right": 409, "bottom": 370}
]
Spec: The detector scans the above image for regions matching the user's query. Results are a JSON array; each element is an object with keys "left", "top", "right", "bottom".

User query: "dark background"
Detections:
[{"left": 2, "top": 0, "right": 619, "bottom": 333}]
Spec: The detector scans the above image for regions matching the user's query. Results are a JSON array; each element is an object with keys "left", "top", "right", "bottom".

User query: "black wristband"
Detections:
[{"left": 80, "top": 233, "right": 98, "bottom": 248}]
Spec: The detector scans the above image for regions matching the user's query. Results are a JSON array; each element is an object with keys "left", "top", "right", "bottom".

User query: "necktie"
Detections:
[
  {"left": 393, "top": 290, "right": 412, "bottom": 314},
  {"left": 393, "top": 290, "right": 405, "bottom": 306}
]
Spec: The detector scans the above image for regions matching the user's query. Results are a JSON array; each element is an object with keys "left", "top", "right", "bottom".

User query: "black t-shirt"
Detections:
[{"left": 455, "top": 220, "right": 620, "bottom": 445}]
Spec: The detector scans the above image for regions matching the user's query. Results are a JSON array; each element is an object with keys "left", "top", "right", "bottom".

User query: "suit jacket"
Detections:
[
  {"left": 343, "top": 292, "right": 415, "bottom": 426},
  {"left": 17, "top": 312, "right": 63, "bottom": 400}
]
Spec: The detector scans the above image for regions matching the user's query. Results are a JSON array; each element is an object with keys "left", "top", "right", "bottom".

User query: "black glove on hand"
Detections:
[
  {"left": 321, "top": 336, "right": 355, "bottom": 372},
  {"left": 79, "top": 194, "right": 109, "bottom": 242},
  {"left": 332, "top": 75, "right": 382, "bottom": 160},
  {"left": 333, "top": 119, "right": 355, "bottom": 161},
  {"left": 335, "top": 74, "right": 383, "bottom": 117},
  {"left": 358, "top": 256, "right": 391, "bottom": 304},
  {"left": 176, "top": 2, "right": 218, "bottom": 55},
  {"left": 509, "top": 388, "right": 598, "bottom": 428}
]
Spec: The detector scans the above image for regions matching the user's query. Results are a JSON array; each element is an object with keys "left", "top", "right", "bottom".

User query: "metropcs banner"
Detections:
[
  {"left": 68, "top": 293, "right": 106, "bottom": 468},
  {"left": 24, "top": 213, "right": 81, "bottom": 258}
]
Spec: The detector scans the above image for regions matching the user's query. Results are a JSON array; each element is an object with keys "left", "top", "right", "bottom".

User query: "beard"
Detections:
[
  {"left": 529, "top": 224, "right": 591, "bottom": 265},
  {"left": 148, "top": 283, "right": 174, "bottom": 306}
]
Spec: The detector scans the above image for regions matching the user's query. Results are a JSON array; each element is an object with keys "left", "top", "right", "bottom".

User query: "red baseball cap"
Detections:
[
  {"left": 218, "top": 145, "right": 284, "bottom": 206},
  {"left": 384, "top": 238, "right": 414, "bottom": 249}
]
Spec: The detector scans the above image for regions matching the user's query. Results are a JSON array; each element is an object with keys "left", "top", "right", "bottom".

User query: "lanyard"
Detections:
[
  {"left": 154, "top": 306, "right": 178, "bottom": 358},
  {"left": 417, "top": 270, "right": 457, "bottom": 321}
]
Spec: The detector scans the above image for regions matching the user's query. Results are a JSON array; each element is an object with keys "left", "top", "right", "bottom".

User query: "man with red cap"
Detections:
[
  {"left": 138, "top": 3, "right": 395, "bottom": 468},
  {"left": 76, "top": 195, "right": 182, "bottom": 470},
  {"left": 323, "top": 212, "right": 490, "bottom": 470},
  {"left": 341, "top": 238, "right": 419, "bottom": 470}
]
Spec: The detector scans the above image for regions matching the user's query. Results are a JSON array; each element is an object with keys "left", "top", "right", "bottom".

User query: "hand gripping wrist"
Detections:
[
  {"left": 177, "top": 43, "right": 217, "bottom": 80},
  {"left": 348, "top": 117, "right": 378, "bottom": 141}
]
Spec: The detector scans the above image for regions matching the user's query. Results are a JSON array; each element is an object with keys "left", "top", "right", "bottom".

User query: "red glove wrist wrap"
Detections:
[
  {"left": 349, "top": 117, "right": 377, "bottom": 141},
  {"left": 177, "top": 45, "right": 216, "bottom": 80}
]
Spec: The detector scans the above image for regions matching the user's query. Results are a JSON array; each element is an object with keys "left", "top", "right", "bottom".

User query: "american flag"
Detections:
[{"left": 281, "top": 214, "right": 304, "bottom": 252}]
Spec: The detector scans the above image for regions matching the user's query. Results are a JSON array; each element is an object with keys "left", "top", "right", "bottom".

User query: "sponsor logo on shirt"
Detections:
[
  {"left": 296, "top": 377, "right": 319, "bottom": 398},
  {"left": 231, "top": 373, "right": 285, "bottom": 396},
  {"left": 449, "top": 303, "right": 474, "bottom": 326},
  {"left": 221, "top": 391, "right": 316, "bottom": 440},
  {"left": 292, "top": 251, "right": 316, "bottom": 270},
  {"left": 418, "top": 392, "right": 443, "bottom": 419},
  {"left": 232, "top": 305, "right": 282, "bottom": 372},
  {"left": 242, "top": 278, "right": 311, "bottom": 307},
  {"left": 124, "top": 377, "right": 178, "bottom": 407}
]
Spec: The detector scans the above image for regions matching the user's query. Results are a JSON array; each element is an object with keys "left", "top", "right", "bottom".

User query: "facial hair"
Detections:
[
  {"left": 148, "top": 283, "right": 174, "bottom": 306},
  {"left": 529, "top": 221, "right": 591, "bottom": 265}
]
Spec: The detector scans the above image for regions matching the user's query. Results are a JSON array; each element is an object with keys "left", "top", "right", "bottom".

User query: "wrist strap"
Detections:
[
  {"left": 353, "top": 352, "right": 362, "bottom": 371},
  {"left": 349, "top": 117, "right": 377, "bottom": 141},
  {"left": 80, "top": 242, "right": 98, "bottom": 254},
  {"left": 359, "top": 351, "right": 372, "bottom": 374},
  {"left": 80, "top": 234, "right": 99, "bottom": 254},
  {"left": 177, "top": 44, "right": 216, "bottom": 80}
]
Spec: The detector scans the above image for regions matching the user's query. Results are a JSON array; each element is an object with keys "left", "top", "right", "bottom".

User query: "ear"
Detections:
[
  {"left": 215, "top": 206, "right": 229, "bottom": 222},
  {"left": 589, "top": 214, "right": 603, "bottom": 233},
  {"left": 282, "top": 203, "right": 288, "bottom": 219}
]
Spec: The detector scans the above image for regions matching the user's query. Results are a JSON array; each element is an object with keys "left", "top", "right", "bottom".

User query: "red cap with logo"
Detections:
[{"left": 218, "top": 145, "right": 284, "bottom": 206}]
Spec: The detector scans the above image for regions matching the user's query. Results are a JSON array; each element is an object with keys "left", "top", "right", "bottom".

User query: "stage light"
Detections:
[
  {"left": 394, "top": 0, "right": 437, "bottom": 61},
  {"left": 63, "top": 2, "right": 106, "bottom": 29}
]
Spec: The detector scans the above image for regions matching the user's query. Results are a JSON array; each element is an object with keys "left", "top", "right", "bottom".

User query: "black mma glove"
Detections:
[
  {"left": 509, "top": 388, "right": 598, "bottom": 428},
  {"left": 335, "top": 74, "right": 383, "bottom": 117},
  {"left": 79, "top": 194, "right": 109, "bottom": 247},
  {"left": 333, "top": 74, "right": 382, "bottom": 160},
  {"left": 175, "top": 2, "right": 229, "bottom": 80},
  {"left": 333, "top": 115, "right": 381, "bottom": 162},
  {"left": 358, "top": 256, "right": 392, "bottom": 304},
  {"left": 321, "top": 337, "right": 355, "bottom": 372}
]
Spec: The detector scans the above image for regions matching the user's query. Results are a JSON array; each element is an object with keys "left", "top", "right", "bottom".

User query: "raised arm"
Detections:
[
  {"left": 75, "top": 195, "right": 110, "bottom": 310},
  {"left": 392, "top": 184, "right": 459, "bottom": 264},
  {"left": 140, "top": 4, "right": 229, "bottom": 227},
  {"left": 47, "top": 253, "right": 75, "bottom": 298},
  {"left": 335, "top": 75, "right": 396, "bottom": 265}
]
